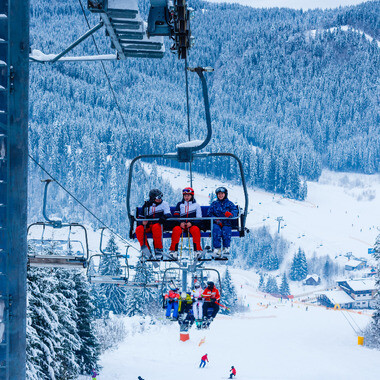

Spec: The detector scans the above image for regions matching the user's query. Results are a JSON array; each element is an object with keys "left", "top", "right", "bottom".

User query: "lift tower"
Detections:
[{"left": 0, "top": 0, "right": 29, "bottom": 378}]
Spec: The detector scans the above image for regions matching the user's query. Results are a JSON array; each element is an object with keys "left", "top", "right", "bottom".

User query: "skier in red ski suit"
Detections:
[
  {"left": 229, "top": 366, "right": 237, "bottom": 378},
  {"left": 199, "top": 353, "right": 209, "bottom": 368}
]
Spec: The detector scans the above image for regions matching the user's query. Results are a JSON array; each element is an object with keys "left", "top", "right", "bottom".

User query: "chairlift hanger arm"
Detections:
[{"left": 29, "top": 21, "right": 104, "bottom": 63}]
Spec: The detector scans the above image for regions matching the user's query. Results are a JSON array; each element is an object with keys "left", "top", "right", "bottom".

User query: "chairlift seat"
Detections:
[
  {"left": 133, "top": 206, "right": 244, "bottom": 239},
  {"left": 28, "top": 255, "right": 87, "bottom": 268}
]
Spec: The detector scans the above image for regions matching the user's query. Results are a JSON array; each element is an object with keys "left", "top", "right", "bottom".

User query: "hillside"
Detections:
[
  {"left": 28, "top": 0, "right": 380, "bottom": 231},
  {"left": 145, "top": 164, "right": 380, "bottom": 260}
]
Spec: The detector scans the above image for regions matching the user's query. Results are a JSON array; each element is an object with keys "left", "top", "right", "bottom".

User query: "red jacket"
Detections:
[
  {"left": 165, "top": 290, "right": 180, "bottom": 301},
  {"left": 202, "top": 287, "right": 220, "bottom": 301},
  {"left": 201, "top": 354, "right": 208, "bottom": 362},
  {"left": 231, "top": 368, "right": 236, "bottom": 375}
]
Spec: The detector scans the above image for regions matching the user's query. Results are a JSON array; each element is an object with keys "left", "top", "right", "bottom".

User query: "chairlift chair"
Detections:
[
  {"left": 126, "top": 67, "right": 249, "bottom": 263},
  {"left": 27, "top": 180, "right": 89, "bottom": 268}
]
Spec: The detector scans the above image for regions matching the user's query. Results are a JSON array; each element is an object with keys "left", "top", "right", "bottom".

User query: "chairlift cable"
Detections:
[
  {"left": 28, "top": 154, "right": 140, "bottom": 253},
  {"left": 77, "top": 0, "right": 138, "bottom": 157}
]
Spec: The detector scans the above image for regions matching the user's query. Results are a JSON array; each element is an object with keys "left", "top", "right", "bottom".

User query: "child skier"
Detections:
[
  {"left": 165, "top": 287, "right": 180, "bottom": 320},
  {"left": 207, "top": 187, "right": 238, "bottom": 257},
  {"left": 229, "top": 366, "right": 237, "bottom": 378},
  {"left": 192, "top": 282, "right": 204, "bottom": 327},
  {"left": 199, "top": 353, "right": 208, "bottom": 368}
]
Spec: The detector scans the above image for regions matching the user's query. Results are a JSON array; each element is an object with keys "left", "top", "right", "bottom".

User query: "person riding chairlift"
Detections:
[
  {"left": 135, "top": 189, "right": 171, "bottom": 259},
  {"left": 207, "top": 186, "right": 238, "bottom": 257},
  {"left": 170, "top": 187, "right": 203, "bottom": 259},
  {"left": 191, "top": 282, "right": 204, "bottom": 327},
  {"left": 165, "top": 287, "right": 180, "bottom": 320},
  {"left": 202, "top": 281, "right": 220, "bottom": 319}
]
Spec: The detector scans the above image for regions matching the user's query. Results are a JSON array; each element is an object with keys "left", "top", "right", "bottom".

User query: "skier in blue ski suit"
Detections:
[{"left": 208, "top": 187, "right": 238, "bottom": 254}]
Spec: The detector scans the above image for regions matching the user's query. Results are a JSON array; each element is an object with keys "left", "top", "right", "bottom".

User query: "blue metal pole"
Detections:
[{"left": 0, "top": 0, "right": 29, "bottom": 378}]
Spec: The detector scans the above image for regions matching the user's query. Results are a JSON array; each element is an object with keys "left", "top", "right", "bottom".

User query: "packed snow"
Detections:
[{"left": 96, "top": 267, "right": 380, "bottom": 380}]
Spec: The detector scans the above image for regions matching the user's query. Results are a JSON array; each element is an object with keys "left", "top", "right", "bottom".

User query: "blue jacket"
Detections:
[{"left": 207, "top": 197, "right": 238, "bottom": 227}]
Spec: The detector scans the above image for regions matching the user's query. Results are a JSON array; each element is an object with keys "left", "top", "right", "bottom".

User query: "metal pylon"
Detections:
[{"left": 0, "top": 0, "right": 29, "bottom": 378}]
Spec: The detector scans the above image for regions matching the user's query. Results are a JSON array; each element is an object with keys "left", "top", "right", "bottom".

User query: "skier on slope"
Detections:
[
  {"left": 170, "top": 187, "right": 203, "bottom": 259},
  {"left": 199, "top": 353, "right": 209, "bottom": 368},
  {"left": 229, "top": 366, "right": 237, "bottom": 378},
  {"left": 207, "top": 187, "right": 238, "bottom": 257},
  {"left": 192, "top": 282, "right": 204, "bottom": 327},
  {"left": 164, "top": 287, "right": 180, "bottom": 320},
  {"left": 91, "top": 369, "right": 98, "bottom": 380},
  {"left": 135, "top": 189, "right": 171, "bottom": 258},
  {"left": 202, "top": 281, "right": 221, "bottom": 319}
]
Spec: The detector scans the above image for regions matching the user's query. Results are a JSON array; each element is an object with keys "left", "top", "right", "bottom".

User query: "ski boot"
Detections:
[{"left": 154, "top": 248, "right": 163, "bottom": 260}]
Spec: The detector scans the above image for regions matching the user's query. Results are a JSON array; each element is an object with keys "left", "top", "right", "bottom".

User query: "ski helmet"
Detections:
[
  {"left": 182, "top": 187, "right": 195, "bottom": 195},
  {"left": 207, "top": 281, "right": 214, "bottom": 288},
  {"left": 149, "top": 188, "right": 163, "bottom": 201},
  {"left": 195, "top": 283, "right": 200, "bottom": 288},
  {"left": 215, "top": 186, "right": 228, "bottom": 197}
]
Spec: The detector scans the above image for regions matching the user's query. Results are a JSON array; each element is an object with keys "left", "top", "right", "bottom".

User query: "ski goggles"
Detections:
[
  {"left": 182, "top": 188, "right": 193, "bottom": 194},
  {"left": 215, "top": 187, "right": 227, "bottom": 194},
  {"left": 155, "top": 194, "right": 163, "bottom": 200}
]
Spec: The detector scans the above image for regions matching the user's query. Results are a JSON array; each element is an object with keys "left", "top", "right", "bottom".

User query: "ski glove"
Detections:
[
  {"left": 225, "top": 211, "right": 232, "bottom": 217},
  {"left": 159, "top": 216, "right": 167, "bottom": 224}
]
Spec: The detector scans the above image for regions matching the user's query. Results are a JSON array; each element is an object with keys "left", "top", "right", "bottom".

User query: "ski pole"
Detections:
[
  {"left": 215, "top": 301, "right": 229, "bottom": 310},
  {"left": 180, "top": 230, "right": 184, "bottom": 259}
]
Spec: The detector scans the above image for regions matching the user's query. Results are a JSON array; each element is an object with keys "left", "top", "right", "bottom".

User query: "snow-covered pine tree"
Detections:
[
  {"left": 26, "top": 288, "right": 44, "bottom": 380},
  {"left": 266, "top": 254, "right": 280, "bottom": 270},
  {"left": 265, "top": 275, "right": 279, "bottom": 294},
  {"left": 125, "top": 260, "right": 160, "bottom": 317},
  {"left": 74, "top": 272, "right": 100, "bottom": 375},
  {"left": 289, "top": 248, "right": 308, "bottom": 281},
  {"left": 258, "top": 273, "right": 265, "bottom": 291},
  {"left": 220, "top": 268, "right": 238, "bottom": 314},
  {"left": 289, "top": 253, "right": 299, "bottom": 281},
  {"left": 27, "top": 268, "right": 61, "bottom": 380},
  {"left": 55, "top": 270, "right": 81, "bottom": 379},
  {"left": 298, "top": 248, "right": 308, "bottom": 280},
  {"left": 280, "top": 273, "right": 290, "bottom": 296},
  {"left": 365, "top": 235, "right": 380, "bottom": 348},
  {"left": 98, "top": 235, "right": 127, "bottom": 315}
]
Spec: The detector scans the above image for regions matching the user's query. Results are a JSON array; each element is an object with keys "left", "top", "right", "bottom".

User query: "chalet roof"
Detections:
[
  {"left": 345, "top": 279, "right": 376, "bottom": 292},
  {"left": 345, "top": 260, "right": 364, "bottom": 268},
  {"left": 306, "top": 274, "right": 320, "bottom": 282},
  {"left": 317, "top": 290, "right": 354, "bottom": 304}
]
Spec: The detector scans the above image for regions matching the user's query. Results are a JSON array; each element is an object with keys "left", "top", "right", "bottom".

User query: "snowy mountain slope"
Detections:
[
  {"left": 307, "top": 25, "right": 380, "bottom": 47},
  {"left": 206, "top": 0, "right": 371, "bottom": 10},
  {"left": 141, "top": 163, "right": 380, "bottom": 261},
  {"left": 97, "top": 267, "right": 380, "bottom": 380}
]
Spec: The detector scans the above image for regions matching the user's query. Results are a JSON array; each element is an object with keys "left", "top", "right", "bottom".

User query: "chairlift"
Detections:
[
  {"left": 31, "top": 0, "right": 193, "bottom": 63},
  {"left": 126, "top": 67, "right": 249, "bottom": 263},
  {"left": 27, "top": 179, "right": 89, "bottom": 268},
  {"left": 160, "top": 264, "right": 222, "bottom": 330},
  {"left": 88, "top": 228, "right": 158, "bottom": 288}
]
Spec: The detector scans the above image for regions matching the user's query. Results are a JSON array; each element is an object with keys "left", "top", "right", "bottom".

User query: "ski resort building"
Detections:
[
  {"left": 304, "top": 274, "right": 321, "bottom": 286},
  {"left": 317, "top": 279, "right": 377, "bottom": 309},
  {"left": 344, "top": 259, "right": 366, "bottom": 271}
]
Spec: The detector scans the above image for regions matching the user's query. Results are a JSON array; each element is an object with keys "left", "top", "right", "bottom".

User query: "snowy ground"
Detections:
[
  {"left": 205, "top": 0, "right": 370, "bottom": 10},
  {"left": 146, "top": 165, "right": 380, "bottom": 263},
  {"left": 97, "top": 267, "right": 380, "bottom": 380}
]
